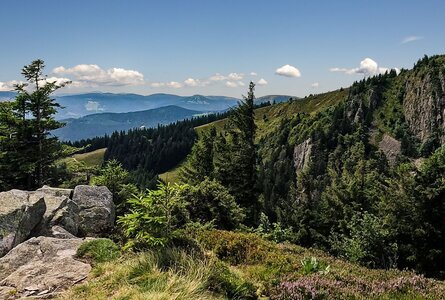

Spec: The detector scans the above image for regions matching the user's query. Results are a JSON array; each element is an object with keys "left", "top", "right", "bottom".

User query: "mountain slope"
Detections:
[{"left": 53, "top": 105, "right": 203, "bottom": 141}]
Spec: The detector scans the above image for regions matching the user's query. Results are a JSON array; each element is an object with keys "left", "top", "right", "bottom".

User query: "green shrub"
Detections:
[
  {"left": 118, "top": 182, "right": 190, "bottom": 250},
  {"left": 180, "top": 178, "right": 245, "bottom": 230},
  {"left": 198, "top": 230, "right": 270, "bottom": 265},
  {"left": 208, "top": 260, "right": 257, "bottom": 299},
  {"left": 76, "top": 238, "right": 121, "bottom": 264}
]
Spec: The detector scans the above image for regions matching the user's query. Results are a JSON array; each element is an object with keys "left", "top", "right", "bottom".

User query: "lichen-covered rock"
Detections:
[
  {"left": 0, "top": 236, "right": 92, "bottom": 298},
  {"left": 293, "top": 138, "right": 312, "bottom": 173},
  {"left": 0, "top": 190, "right": 46, "bottom": 257},
  {"left": 72, "top": 185, "right": 115, "bottom": 236}
]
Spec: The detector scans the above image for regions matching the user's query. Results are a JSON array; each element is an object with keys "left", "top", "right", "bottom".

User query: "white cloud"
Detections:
[
  {"left": 0, "top": 80, "right": 20, "bottom": 91},
  {"left": 39, "top": 76, "right": 72, "bottom": 86},
  {"left": 311, "top": 82, "right": 319, "bottom": 88},
  {"left": 209, "top": 73, "right": 226, "bottom": 81},
  {"left": 52, "top": 64, "right": 145, "bottom": 86},
  {"left": 183, "top": 78, "right": 209, "bottom": 87},
  {"left": 225, "top": 81, "right": 245, "bottom": 88},
  {"left": 330, "top": 58, "right": 399, "bottom": 76},
  {"left": 250, "top": 72, "right": 258, "bottom": 76},
  {"left": 227, "top": 72, "right": 244, "bottom": 81},
  {"left": 402, "top": 36, "right": 423, "bottom": 44},
  {"left": 85, "top": 100, "right": 104, "bottom": 112},
  {"left": 257, "top": 78, "right": 268, "bottom": 86},
  {"left": 275, "top": 64, "right": 301, "bottom": 77},
  {"left": 166, "top": 81, "right": 183, "bottom": 89},
  {"left": 184, "top": 78, "right": 200, "bottom": 87}
]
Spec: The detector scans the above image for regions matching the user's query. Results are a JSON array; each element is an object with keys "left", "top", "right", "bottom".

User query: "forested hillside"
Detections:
[{"left": 179, "top": 54, "right": 445, "bottom": 277}]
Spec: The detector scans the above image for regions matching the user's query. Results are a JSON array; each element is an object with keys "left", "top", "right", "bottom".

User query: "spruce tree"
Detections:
[
  {"left": 225, "top": 81, "right": 258, "bottom": 224},
  {"left": 0, "top": 59, "right": 69, "bottom": 190}
]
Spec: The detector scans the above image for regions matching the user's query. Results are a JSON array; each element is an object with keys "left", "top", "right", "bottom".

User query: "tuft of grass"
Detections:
[
  {"left": 61, "top": 248, "right": 226, "bottom": 300},
  {"left": 76, "top": 238, "right": 121, "bottom": 264}
]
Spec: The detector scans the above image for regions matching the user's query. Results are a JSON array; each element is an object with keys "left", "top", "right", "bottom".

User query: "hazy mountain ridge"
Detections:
[
  {"left": 52, "top": 105, "right": 203, "bottom": 141},
  {"left": 0, "top": 91, "right": 295, "bottom": 120}
]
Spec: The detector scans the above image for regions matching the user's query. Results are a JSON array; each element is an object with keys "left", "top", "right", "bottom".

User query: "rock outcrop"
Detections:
[
  {"left": 0, "top": 190, "right": 46, "bottom": 257},
  {"left": 73, "top": 185, "right": 115, "bottom": 236},
  {"left": 403, "top": 61, "right": 445, "bottom": 144},
  {"left": 0, "top": 185, "right": 114, "bottom": 258},
  {"left": 0, "top": 236, "right": 91, "bottom": 299},
  {"left": 293, "top": 138, "right": 312, "bottom": 173},
  {"left": 33, "top": 186, "right": 79, "bottom": 237},
  {"left": 0, "top": 185, "right": 115, "bottom": 298},
  {"left": 378, "top": 134, "right": 401, "bottom": 164}
]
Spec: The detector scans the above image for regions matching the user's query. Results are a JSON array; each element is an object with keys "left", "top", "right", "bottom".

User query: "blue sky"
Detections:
[{"left": 0, "top": 0, "right": 444, "bottom": 97}]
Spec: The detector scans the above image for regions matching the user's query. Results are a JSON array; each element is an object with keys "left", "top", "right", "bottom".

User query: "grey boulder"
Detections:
[
  {"left": 33, "top": 186, "right": 79, "bottom": 237},
  {"left": 0, "top": 190, "right": 46, "bottom": 257},
  {"left": 0, "top": 236, "right": 92, "bottom": 298},
  {"left": 72, "top": 185, "right": 115, "bottom": 236}
]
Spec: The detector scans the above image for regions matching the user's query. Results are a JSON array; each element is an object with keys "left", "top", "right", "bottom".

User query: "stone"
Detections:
[
  {"left": 378, "top": 134, "right": 401, "bottom": 164},
  {"left": 31, "top": 188, "right": 79, "bottom": 237},
  {"left": 403, "top": 69, "right": 445, "bottom": 144},
  {"left": 293, "top": 138, "right": 312, "bottom": 173},
  {"left": 0, "top": 236, "right": 91, "bottom": 297},
  {"left": 72, "top": 185, "right": 115, "bottom": 236},
  {"left": 0, "top": 190, "right": 46, "bottom": 257}
]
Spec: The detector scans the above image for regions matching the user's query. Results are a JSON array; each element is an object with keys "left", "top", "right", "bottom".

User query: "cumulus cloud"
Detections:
[
  {"left": 330, "top": 58, "right": 399, "bottom": 76},
  {"left": 250, "top": 72, "right": 258, "bottom": 76},
  {"left": 257, "top": 78, "right": 268, "bottom": 86},
  {"left": 311, "top": 82, "right": 319, "bottom": 88},
  {"left": 85, "top": 100, "right": 104, "bottom": 112},
  {"left": 0, "top": 80, "right": 20, "bottom": 91},
  {"left": 166, "top": 81, "right": 183, "bottom": 89},
  {"left": 183, "top": 78, "right": 209, "bottom": 87},
  {"left": 52, "top": 64, "right": 144, "bottom": 86},
  {"left": 209, "top": 73, "right": 226, "bottom": 81},
  {"left": 275, "top": 64, "right": 301, "bottom": 77},
  {"left": 227, "top": 72, "right": 244, "bottom": 81},
  {"left": 402, "top": 36, "right": 423, "bottom": 44},
  {"left": 225, "top": 81, "right": 245, "bottom": 88}
]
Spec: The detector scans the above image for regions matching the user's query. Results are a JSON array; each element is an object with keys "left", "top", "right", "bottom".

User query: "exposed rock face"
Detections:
[
  {"left": 378, "top": 134, "right": 402, "bottom": 164},
  {"left": 33, "top": 186, "right": 79, "bottom": 237},
  {"left": 73, "top": 185, "right": 115, "bottom": 236},
  {"left": 0, "top": 190, "right": 46, "bottom": 257},
  {"left": 293, "top": 138, "right": 312, "bottom": 173},
  {"left": 403, "top": 66, "right": 445, "bottom": 143},
  {"left": 0, "top": 236, "right": 91, "bottom": 299}
]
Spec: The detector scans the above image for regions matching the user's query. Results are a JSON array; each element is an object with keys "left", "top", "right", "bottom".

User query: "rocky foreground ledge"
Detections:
[{"left": 0, "top": 185, "right": 115, "bottom": 299}]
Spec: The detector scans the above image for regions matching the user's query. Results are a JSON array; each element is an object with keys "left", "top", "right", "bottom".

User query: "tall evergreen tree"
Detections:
[
  {"left": 224, "top": 81, "right": 258, "bottom": 224},
  {"left": 0, "top": 59, "right": 69, "bottom": 190}
]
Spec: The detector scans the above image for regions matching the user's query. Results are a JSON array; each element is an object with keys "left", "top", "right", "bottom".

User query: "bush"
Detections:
[
  {"left": 180, "top": 178, "right": 245, "bottom": 230},
  {"left": 76, "top": 239, "right": 121, "bottom": 264},
  {"left": 118, "top": 182, "right": 190, "bottom": 250},
  {"left": 198, "top": 230, "right": 269, "bottom": 265},
  {"left": 208, "top": 260, "right": 258, "bottom": 299}
]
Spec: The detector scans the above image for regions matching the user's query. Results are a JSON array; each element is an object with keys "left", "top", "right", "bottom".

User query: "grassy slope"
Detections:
[
  {"left": 60, "top": 148, "right": 106, "bottom": 168},
  {"left": 161, "top": 89, "right": 348, "bottom": 182},
  {"left": 61, "top": 230, "right": 445, "bottom": 299}
]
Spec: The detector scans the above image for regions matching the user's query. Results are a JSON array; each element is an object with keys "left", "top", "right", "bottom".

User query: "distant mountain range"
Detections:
[
  {"left": 52, "top": 105, "right": 204, "bottom": 141},
  {"left": 0, "top": 92, "right": 295, "bottom": 120}
]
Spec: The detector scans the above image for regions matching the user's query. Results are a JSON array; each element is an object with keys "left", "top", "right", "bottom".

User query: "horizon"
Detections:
[{"left": 1, "top": 0, "right": 445, "bottom": 98}]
